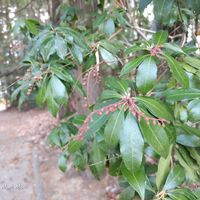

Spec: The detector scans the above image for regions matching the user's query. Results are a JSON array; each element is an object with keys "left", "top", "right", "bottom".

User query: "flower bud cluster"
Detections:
[
  {"left": 76, "top": 97, "right": 170, "bottom": 140},
  {"left": 150, "top": 46, "right": 161, "bottom": 56}
]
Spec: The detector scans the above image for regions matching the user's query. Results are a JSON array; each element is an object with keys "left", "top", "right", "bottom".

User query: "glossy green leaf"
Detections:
[
  {"left": 176, "top": 123, "right": 200, "bottom": 137},
  {"left": 156, "top": 146, "right": 172, "bottom": 190},
  {"left": 104, "top": 18, "right": 115, "bottom": 36},
  {"left": 99, "top": 47, "right": 118, "bottom": 67},
  {"left": 136, "top": 96, "right": 173, "bottom": 121},
  {"left": 50, "top": 76, "right": 68, "bottom": 105},
  {"left": 153, "top": 0, "right": 174, "bottom": 23},
  {"left": 187, "top": 99, "right": 200, "bottom": 122},
  {"left": 153, "top": 31, "right": 168, "bottom": 45},
  {"left": 184, "top": 56, "right": 200, "bottom": 69},
  {"left": 120, "top": 55, "right": 149, "bottom": 76},
  {"left": 163, "top": 165, "right": 185, "bottom": 191},
  {"left": 165, "top": 54, "right": 189, "bottom": 88},
  {"left": 163, "top": 89, "right": 200, "bottom": 101},
  {"left": 104, "top": 109, "right": 124, "bottom": 147},
  {"left": 177, "top": 134, "right": 200, "bottom": 147},
  {"left": 136, "top": 56, "right": 157, "bottom": 94},
  {"left": 140, "top": 119, "right": 170, "bottom": 158},
  {"left": 121, "top": 164, "right": 146, "bottom": 200},
  {"left": 55, "top": 35, "right": 67, "bottom": 59},
  {"left": 168, "top": 189, "right": 197, "bottom": 200},
  {"left": 120, "top": 113, "right": 144, "bottom": 172},
  {"left": 164, "top": 43, "right": 184, "bottom": 54}
]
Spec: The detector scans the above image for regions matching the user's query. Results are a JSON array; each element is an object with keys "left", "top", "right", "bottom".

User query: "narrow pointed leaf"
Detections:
[
  {"left": 139, "top": 119, "right": 170, "bottom": 158},
  {"left": 121, "top": 164, "right": 146, "bottom": 200},
  {"left": 120, "top": 113, "right": 144, "bottom": 172},
  {"left": 164, "top": 165, "right": 185, "bottom": 190},
  {"left": 120, "top": 55, "right": 149, "bottom": 76},
  {"left": 104, "top": 109, "right": 124, "bottom": 147}
]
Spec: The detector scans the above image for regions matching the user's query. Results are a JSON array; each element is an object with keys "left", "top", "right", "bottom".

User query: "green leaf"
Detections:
[
  {"left": 54, "top": 35, "right": 67, "bottom": 59},
  {"left": 153, "top": 31, "right": 168, "bottom": 45},
  {"left": 139, "top": 0, "right": 152, "bottom": 12},
  {"left": 104, "top": 109, "right": 124, "bottom": 147},
  {"left": 58, "top": 154, "right": 67, "bottom": 172},
  {"left": 120, "top": 55, "right": 149, "bottom": 76},
  {"left": 187, "top": 99, "right": 200, "bottom": 122},
  {"left": 163, "top": 89, "right": 200, "bottom": 101},
  {"left": 136, "top": 56, "right": 157, "bottom": 95},
  {"left": 100, "top": 90, "right": 122, "bottom": 101},
  {"left": 163, "top": 165, "right": 185, "bottom": 191},
  {"left": 165, "top": 54, "right": 189, "bottom": 88},
  {"left": 119, "top": 186, "right": 135, "bottom": 200},
  {"left": 86, "top": 112, "right": 110, "bottom": 138},
  {"left": 184, "top": 56, "right": 200, "bottom": 69},
  {"left": 136, "top": 96, "right": 173, "bottom": 121},
  {"left": 176, "top": 123, "right": 200, "bottom": 137},
  {"left": 68, "top": 140, "right": 83, "bottom": 153},
  {"left": 139, "top": 119, "right": 170, "bottom": 158},
  {"left": 153, "top": 0, "right": 174, "bottom": 23},
  {"left": 108, "top": 157, "right": 122, "bottom": 176},
  {"left": 156, "top": 147, "right": 172, "bottom": 190},
  {"left": 121, "top": 164, "right": 146, "bottom": 200},
  {"left": 168, "top": 189, "right": 197, "bottom": 200},
  {"left": 99, "top": 47, "right": 118, "bottom": 67},
  {"left": 50, "top": 76, "right": 68, "bottom": 105},
  {"left": 164, "top": 43, "right": 184, "bottom": 54},
  {"left": 90, "top": 139, "right": 106, "bottom": 179},
  {"left": 176, "top": 149, "right": 198, "bottom": 181},
  {"left": 71, "top": 44, "right": 83, "bottom": 63},
  {"left": 103, "top": 18, "right": 115, "bottom": 36},
  {"left": 105, "top": 78, "right": 129, "bottom": 94},
  {"left": 177, "top": 134, "right": 200, "bottom": 147},
  {"left": 120, "top": 113, "right": 144, "bottom": 172},
  {"left": 125, "top": 45, "right": 146, "bottom": 55}
]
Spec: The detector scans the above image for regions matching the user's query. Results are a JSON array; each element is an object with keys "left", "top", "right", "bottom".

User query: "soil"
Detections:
[{"left": 0, "top": 108, "right": 118, "bottom": 200}]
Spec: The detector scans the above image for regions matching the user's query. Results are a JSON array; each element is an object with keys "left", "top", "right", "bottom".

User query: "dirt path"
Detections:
[{"left": 0, "top": 108, "right": 117, "bottom": 200}]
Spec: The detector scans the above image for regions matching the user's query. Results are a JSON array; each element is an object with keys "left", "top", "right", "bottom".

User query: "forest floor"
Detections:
[{"left": 0, "top": 108, "right": 118, "bottom": 200}]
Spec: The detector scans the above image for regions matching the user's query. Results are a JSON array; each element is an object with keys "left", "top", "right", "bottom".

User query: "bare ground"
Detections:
[{"left": 0, "top": 108, "right": 118, "bottom": 200}]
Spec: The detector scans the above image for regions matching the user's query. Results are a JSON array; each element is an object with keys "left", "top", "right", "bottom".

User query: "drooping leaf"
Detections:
[
  {"left": 136, "top": 56, "right": 157, "bottom": 94},
  {"left": 121, "top": 164, "right": 146, "bottom": 200},
  {"left": 156, "top": 146, "right": 172, "bottom": 190},
  {"left": 139, "top": 119, "right": 170, "bottom": 158},
  {"left": 104, "top": 109, "right": 124, "bottom": 147},
  {"left": 136, "top": 96, "right": 173, "bottom": 121},
  {"left": 120, "top": 113, "right": 144, "bottom": 172},
  {"left": 50, "top": 75, "right": 68, "bottom": 105},
  {"left": 176, "top": 123, "right": 200, "bottom": 137},
  {"left": 54, "top": 35, "right": 67, "bottom": 59},
  {"left": 177, "top": 134, "right": 200, "bottom": 147},
  {"left": 163, "top": 165, "right": 185, "bottom": 191}
]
